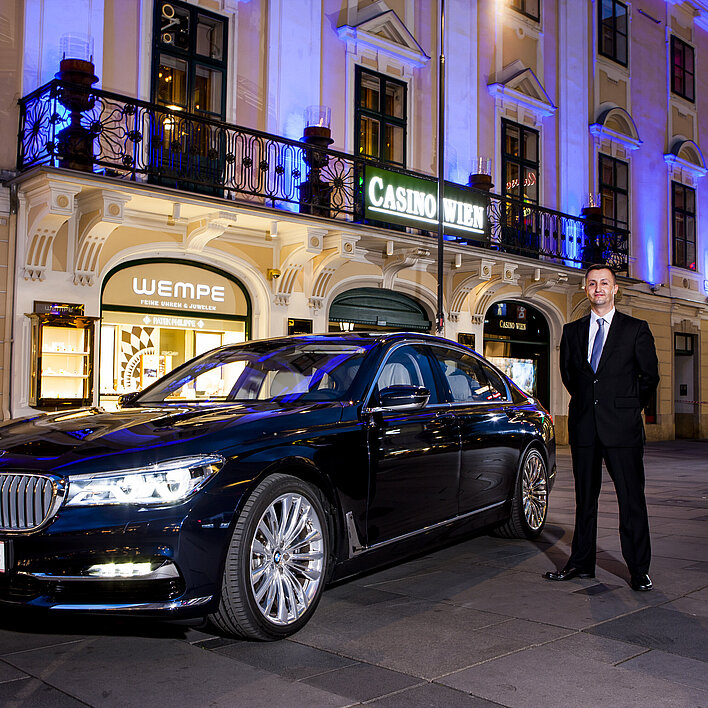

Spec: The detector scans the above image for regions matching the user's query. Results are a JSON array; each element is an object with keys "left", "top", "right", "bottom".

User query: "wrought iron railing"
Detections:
[{"left": 17, "top": 80, "right": 628, "bottom": 273}]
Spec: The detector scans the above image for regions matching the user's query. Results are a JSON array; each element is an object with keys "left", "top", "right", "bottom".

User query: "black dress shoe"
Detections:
[
  {"left": 543, "top": 566, "right": 595, "bottom": 581},
  {"left": 630, "top": 574, "right": 652, "bottom": 591}
]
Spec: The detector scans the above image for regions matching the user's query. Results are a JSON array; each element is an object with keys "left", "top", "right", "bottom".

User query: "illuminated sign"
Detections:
[
  {"left": 500, "top": 320, "right": 527, "bottom": 331},
  {"left": 364, "top": 166, "right": 487, "bottom": 236},
  {"left": 132, "top": 278, "right": 225, "bottom": 303},
  {"left": 103, "top": 262, "right": 248, "bottom": 317}
]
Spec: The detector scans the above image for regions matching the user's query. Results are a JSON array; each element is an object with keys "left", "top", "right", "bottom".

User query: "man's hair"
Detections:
[{"left": 585, "top": 263, "right": 616, "bottom": 283}]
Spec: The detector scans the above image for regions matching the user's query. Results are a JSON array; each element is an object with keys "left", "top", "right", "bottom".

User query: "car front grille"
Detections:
[{"left": 0, "top": 473, "right": 65, "bottom": 532}]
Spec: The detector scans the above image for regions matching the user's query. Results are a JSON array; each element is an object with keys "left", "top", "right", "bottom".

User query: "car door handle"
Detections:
[{"left": 434, "top": 411, "right": 456, "bottom": 421}]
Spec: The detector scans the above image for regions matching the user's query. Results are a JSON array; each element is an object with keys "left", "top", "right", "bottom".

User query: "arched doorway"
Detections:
[
  {"left": 99, "top": 259, "right": 251, "bottom": 409},
  {"left": 329, "top": 287, "right": 431, "bottom": 332},
  {"left": 483, "top": 300, "right": 550, "bottom": 409}
]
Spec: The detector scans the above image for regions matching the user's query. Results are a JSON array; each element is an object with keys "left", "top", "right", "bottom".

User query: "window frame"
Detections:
[
  {"left": 671, "top": 181, "right": 697, "bottom": 271},
  {"left": 501, "top": 119, "right": 540, "bottom": 205},
  {"left": 354, "top": 65, "right": 408, "bottom": 167},
  {"left": 670, "top": 35, "right": 695, "bottom": 103},
  {"left": 598, "top": 153, "right": 629, "bottom": 230},
  {"left": 598, "top": 0, "right": 628, "bottom": 67},
  {"left": 510, "top": 0, "right": 540, "bottom": 22},
  {"left": 151, "top": 0, "right": 228, "bottom": 120}
]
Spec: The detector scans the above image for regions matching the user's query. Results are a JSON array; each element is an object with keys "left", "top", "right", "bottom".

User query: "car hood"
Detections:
[{"left": 0, "top": 402, "right": 344, "bottom": 475}]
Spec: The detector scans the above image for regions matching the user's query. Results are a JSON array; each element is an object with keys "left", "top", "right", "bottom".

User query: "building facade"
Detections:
[{"left": 0, "top": 0, "right": 706, "bottom": 441}]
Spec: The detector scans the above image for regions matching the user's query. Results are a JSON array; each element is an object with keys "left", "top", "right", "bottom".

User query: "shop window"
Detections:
[
  {"left": 671, "top": 36, "right": 695, "bottom": 103},
  {"left": 599, "top": 0, "right": 628, "bottom": 66},
  {"left": 483, "top": 301, "right": 549, "bottom": 409},
  {"left": 355, "top": 66, "right": 407, "bottom": 166},
  {"left": 599, "top": 154, "right": 629, "bottom": 229},
  {"left": 510, "top": 0, "right": 539, "bottom": 21},
  {"left": 672, "top": 182, "right": 696, "bottom": 271},
  {"left": 100, "top": 260, "right": 250, "bottom": 409}
]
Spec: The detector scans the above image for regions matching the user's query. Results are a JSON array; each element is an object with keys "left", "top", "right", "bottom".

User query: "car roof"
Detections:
[{"left": 237, "top": 331, "right": 474, "bottom": 349}]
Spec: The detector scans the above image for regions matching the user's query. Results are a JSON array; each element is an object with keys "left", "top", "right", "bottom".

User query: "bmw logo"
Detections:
[{"left": 273, "top": 551, "right": 282, "bottom": 564}]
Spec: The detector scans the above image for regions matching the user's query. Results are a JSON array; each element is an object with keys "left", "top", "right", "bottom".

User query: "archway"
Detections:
[
  {"left": 483, "top": 300, "right": 550, "bottom": 409},
  {"left": 99, "top": 258, "right": 251, "bottom": 408},
  {"left": 328, "top": 287, "right": 431, "bottom": 332}
]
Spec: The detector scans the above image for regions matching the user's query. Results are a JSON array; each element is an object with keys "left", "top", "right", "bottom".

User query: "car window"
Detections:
[
  {"left": 137, "top": 342, "right": 372, "bottom": 404},
  {"left": 431, "top": 349, "right": 507, "bottom": 403},
  {"left": 373, "top": 344, "right": 439, "bottom": 404},
  {"left": 479, "top": 362, "right": 508, "bottom": 401}
]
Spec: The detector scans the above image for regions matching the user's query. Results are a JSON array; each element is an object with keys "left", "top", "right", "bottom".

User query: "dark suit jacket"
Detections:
[{"left": 560, "top": 310, "right": 659, "bottom": 448}]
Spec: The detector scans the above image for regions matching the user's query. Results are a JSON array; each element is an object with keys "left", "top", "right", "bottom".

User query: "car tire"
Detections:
[
  {"left": 493, "top": 448, "right": 548, "bottom": 540},
  {"left": 210, "top": 473, "right": 329, "bottom": 640}
]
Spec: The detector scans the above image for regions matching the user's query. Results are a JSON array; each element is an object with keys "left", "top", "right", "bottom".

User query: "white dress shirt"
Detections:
[{"left": 587, "top": 307, "right": 615, "bottom": 363}]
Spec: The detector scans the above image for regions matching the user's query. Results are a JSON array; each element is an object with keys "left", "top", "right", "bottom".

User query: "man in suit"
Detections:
[{"left": 544, "top": 264, "right": 659, "bottom": 591}]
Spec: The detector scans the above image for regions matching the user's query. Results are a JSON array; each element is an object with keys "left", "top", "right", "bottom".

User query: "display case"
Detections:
[{"left": 28, "top": 306, "right": 98, "bottom": 409}]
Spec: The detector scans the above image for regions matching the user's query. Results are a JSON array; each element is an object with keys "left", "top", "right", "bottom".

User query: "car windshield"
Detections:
[{"left": 135, "top": 340, "right": 373, "bottom": 404}]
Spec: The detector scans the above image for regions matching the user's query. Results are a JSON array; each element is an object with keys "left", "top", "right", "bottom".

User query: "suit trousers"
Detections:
[{"left": 569, "top": 440, "right": 651, "bottom": 576}]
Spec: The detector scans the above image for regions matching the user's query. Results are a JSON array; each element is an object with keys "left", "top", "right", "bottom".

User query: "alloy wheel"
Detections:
[
  {"left": 249, "top": 492, "right": 324, "bottom": 626},
  {"left": 522, "top": 452, "right": 548, "bottom": 531}
]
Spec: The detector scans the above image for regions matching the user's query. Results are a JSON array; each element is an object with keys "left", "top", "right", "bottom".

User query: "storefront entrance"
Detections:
[
  {"left": 328, "top": 288, "right": 431, "bottom": 333},
  {"left": 100, "top": 259, "right": 250, "bottom": 409},
  {"left": 483, "top": 300, "right": 550, "bottom": 409}
]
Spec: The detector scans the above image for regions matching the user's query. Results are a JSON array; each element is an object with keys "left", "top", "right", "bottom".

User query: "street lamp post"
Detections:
[{"left": 436, "top": 0, "right": 446, "bottom": 334}]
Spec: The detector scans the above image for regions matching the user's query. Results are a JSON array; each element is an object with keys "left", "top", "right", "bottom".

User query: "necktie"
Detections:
[{"left": 590, "top": 318, "right": 605, "bottom": 372}]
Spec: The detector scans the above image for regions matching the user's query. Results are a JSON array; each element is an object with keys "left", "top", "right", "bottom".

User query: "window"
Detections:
[
  {"left": 433, "top": 350, "right": 506, "bottom": 404},
  {"left": 510, "top": 0, "right": 539, "bottom": 21},
  {"left": 355, "top": 66, "right": 407, "bottom": 166},
  {"left": 502, "top": 120, "right": 539, "bottom": 204},
  {"left": 671, "top": 36, "right": 695, "bottom": 102},
  {"left": 674, "top": 332, "right": 695, "bottom": 355},
  {"left": 599, "top": 0, "right": 628, "bottom": 66},
  {"left": 373, "top": 345, "right": 439, "bottom": 404},
  {"left": 672, "top": 182, "right": 696, "bottom": 271},
  {"left": 152, "top": 0, "right": 227, "bottom": 118},
  {"left": 599, "top": 154, "right": 629, "bottom": 229}
]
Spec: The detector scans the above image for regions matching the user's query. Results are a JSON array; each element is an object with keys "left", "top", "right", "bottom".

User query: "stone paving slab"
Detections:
[
  {"left": 0, "top": 677, "right": 88, "bottom": 707},
  {"left": 585, "top": 606, "right": 708, "bottom": 662},
  {"left": 3, "top": 636, "right": 348, "bottom": 707},
  {"left": 367, "top": 682, "right": 502, "bottom": 707},
  {"left": 619, "top": 649, "right": 708, "bottom": 693},
  {"left": 437, "top": 644, "right": 708, "bottom": 708}
]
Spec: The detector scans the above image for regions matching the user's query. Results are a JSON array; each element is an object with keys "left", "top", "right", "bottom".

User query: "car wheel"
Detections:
[
  {"left": 210, "top": 473, "right": 329, "bottom": 640},
  {"left": 493, "top": 448, "right": 548, "bottom": 539}
]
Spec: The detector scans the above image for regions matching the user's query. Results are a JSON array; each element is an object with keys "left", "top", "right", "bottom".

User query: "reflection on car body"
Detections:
[{"left": 0, "top": 333, "right": 555, "bottom": 639}]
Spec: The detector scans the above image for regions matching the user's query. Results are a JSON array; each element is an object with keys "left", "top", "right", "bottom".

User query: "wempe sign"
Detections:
[{"left": 364, "top": 166, "right": 487, "bottom": 237}]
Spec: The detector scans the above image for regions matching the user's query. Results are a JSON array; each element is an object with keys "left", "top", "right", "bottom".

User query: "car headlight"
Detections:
[{"left": 64, "top": 454, "right": 224, "bottom": 507}]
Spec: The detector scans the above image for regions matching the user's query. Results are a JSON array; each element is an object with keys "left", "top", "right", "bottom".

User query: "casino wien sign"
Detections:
[{"left": 364, "top": 166, "right": 487, "bottom": 237}]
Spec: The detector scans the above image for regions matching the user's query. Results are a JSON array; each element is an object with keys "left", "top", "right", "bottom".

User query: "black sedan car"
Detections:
[{"left": 0, "top": 333, "right": 554, "bottom": 640}]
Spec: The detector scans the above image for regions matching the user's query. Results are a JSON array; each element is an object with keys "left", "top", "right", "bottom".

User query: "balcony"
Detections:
[{"left": 17, "top": 80, "right": 628, "bottom": 274}]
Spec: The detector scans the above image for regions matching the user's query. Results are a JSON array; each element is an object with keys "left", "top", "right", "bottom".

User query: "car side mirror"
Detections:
[
  {"left": 118, "top": 391, "right": 140, "bottom": 408},
  {"left": 377, "top": 385, "right": 430, "bottom": 411}
]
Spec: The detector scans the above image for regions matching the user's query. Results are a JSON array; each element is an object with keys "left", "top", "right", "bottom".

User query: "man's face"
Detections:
[{"left": 585, "top": 269, "right": 618, "bottom": 309}]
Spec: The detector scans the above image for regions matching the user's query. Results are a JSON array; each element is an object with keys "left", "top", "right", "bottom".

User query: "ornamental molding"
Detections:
[
  {"left": 73, "top": 190, "right": 131, "bottom": 286},
  {"left": 184, "top": 211, "right": 236, "bottom": 253},
  {"left": 488, "top": 64, "right": 557, "bottom": 124},
  {"left": 337, "top": 9, "right": 430, "bottom": 75},
  {"left": 664, "top": 139, "right": 707, "bottom": 184},
  {"left": 22, "top": 180, "right": 81, "bottom": 281},
  {"left": 590, "top": 106, "right": 642, "bottom": 154}
]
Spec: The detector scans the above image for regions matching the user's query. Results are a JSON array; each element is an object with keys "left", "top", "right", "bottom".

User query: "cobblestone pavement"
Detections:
[{"left": 0, "top": 441, "right": 706, "bottom": 707}]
